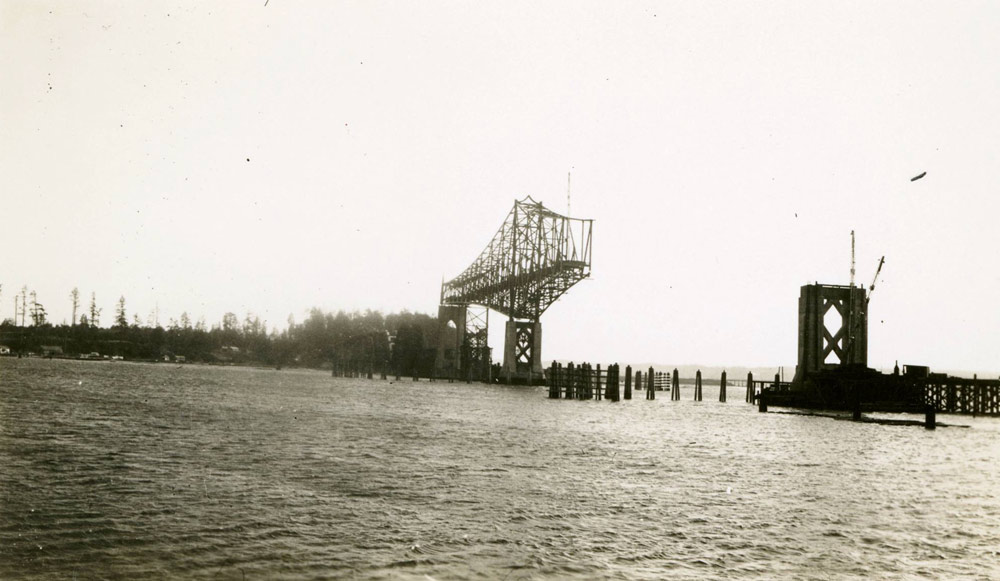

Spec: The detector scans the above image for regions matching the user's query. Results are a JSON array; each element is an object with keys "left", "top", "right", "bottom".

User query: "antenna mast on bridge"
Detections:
[{"left": 567, "top": 172, "right": 571, "bottom": 217}]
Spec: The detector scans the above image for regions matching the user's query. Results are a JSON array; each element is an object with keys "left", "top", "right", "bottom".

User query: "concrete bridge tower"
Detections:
[{"left": 792, "top": 283, "right": 868, "bottom": 384}]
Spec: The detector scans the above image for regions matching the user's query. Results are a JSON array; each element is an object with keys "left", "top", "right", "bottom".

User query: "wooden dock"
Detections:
[{"left": 922, "top": 375, "right": 1000, "bottom": 415}]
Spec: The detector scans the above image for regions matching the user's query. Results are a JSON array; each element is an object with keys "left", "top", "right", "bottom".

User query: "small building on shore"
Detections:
[
  {"left": 40, "top": 345, "right": 64, "bottom": 357},
  {"left": 0, "top": 345, "right": 10, "bottom": 356}
]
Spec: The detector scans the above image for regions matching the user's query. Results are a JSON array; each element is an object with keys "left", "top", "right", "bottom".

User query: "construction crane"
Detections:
[
  {"left": 846, "top": 253, "right": 885, "bottom": 365},
  {"left": 848, "top": 230, "right": 885, "bottom": 302}
]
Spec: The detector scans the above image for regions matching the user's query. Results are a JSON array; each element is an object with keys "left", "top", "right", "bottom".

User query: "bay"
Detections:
[{"left": 2, "top": 358, "right": 998, "bottom": 580}]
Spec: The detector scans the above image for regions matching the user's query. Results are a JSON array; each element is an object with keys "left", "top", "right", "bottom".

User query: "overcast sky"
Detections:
[{"left": 3, "top": 1, "right": 999, "bottom": 372}]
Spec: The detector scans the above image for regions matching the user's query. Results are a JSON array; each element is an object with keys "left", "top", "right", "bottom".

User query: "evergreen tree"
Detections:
[
  {"left": 20, "top": 286, "right": 27, "bottom": 326},
  {"left": 70, "top": 287, "right": 80, "bottom": 326},
  {"left": 29, "top": 291, "right": 47, "bottom": 326},
  {"left": 115, "top": 296, "right": 128, "bottom": 328},
  {"left": 89, "top": 292, "right": 101, "bottom": 328}
]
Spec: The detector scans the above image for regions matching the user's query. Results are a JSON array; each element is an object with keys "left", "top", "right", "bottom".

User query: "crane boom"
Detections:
[{"left": 867, "top": 256, "right": 885, "bottom": 303}]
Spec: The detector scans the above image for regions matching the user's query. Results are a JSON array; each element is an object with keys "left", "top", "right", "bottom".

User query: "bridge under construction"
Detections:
[{"left": 435, "top": 197, "right": 593, "bottom": 383}]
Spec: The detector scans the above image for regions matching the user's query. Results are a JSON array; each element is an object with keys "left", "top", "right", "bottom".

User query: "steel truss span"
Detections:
[{"left": 442, "top": 197, "right": 593, "bottom": 320}]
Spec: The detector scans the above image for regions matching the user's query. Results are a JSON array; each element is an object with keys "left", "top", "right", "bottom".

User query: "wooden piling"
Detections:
[
  {"left": 566, "top": 362, "right": 575, "bottom": 399},
  {"left": 612, "top": 364, "right": 619, "bottom": 401},
  {"left": 604, "top": 363, "right": 612, "bottom": 401},
  {"left": 973, "top": 374, "right": 979, "bottom": 416},
  {"left": 592, "top": 363, "right": 599, "bottom": 400},
  {"left": 746, "top": 371, "right": 754, "bottom": 403},
  {"left": 647, "top": 367, "right": 655, "bottom": 400},
  {"left": 720, "top": 370, "right": 727, "bottom": 402},
  {"left": 614, "top": 364, "right": 621, "bottom": 401},
  {"left": 671, "top": 368, "right": 680, "bottom": 401},
  {"left": 925, "top": 405, "right": 936, "bottom": 429},
  {"left": 758, "top": 390, "right": 767, "bottom": 412},
  {"left": 624, "top": 365, "right": 632, "bottom": 400},
  {"left": 695, "top": 370, "right": 703, "bottom": 401}
]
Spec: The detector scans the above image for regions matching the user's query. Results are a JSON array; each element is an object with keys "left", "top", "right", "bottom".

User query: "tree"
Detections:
[
  {"left": 132, "top": 314, "right": 143, "bottom": 327},
  {"left": 29, "top": 291, "right": 47, "bottom": 326},
  {"left": 243, "top": 312, "right": 264, "bottom": 337},
  {"left": 180, "top": 312, "right": 191, "bottom": 329},
  {"left": 70, "top": 287, "right": 80, "bottom": 326},
  {"left": 89, "top": 292, "right": 101, "bottom": 328},
  {"left": 115, "top": 296, "right": 128, "bottom": 328},
  {"left": 20, "top": 286, "right": 27, "bottom": 327},
  {"left": 222, "top": 312, "right": 239, "bottom": 332}
]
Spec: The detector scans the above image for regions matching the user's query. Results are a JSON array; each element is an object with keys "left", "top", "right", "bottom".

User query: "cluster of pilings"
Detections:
[
  {"left": 548, "top": 362, "right": 734, "bottom": 403},
  {"left": 547, "top": 362, "right": 623, "bottom": 401}
]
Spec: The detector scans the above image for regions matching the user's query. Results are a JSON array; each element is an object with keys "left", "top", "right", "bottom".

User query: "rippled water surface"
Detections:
[{"left": 2, "top": 358, "right": 999, "bottom": 580}]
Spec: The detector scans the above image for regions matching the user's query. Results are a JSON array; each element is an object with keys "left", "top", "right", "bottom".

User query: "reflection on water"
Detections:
[{"left": 2, "top": 358, "right": 999, "bottom": 579}]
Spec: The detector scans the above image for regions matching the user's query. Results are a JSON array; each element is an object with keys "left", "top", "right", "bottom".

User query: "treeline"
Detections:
[{"left": 0, "top": 308, "right": 442, "bottom": 374}]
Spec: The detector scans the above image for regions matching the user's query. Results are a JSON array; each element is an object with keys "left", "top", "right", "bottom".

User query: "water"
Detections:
[{"left": 2, "top": 358, "right": 999, "bottom": 580}]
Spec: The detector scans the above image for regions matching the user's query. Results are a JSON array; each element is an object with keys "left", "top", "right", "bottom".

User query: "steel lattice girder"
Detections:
[{"left": 442, "top": 196, "right": 593, "bottom": 320}]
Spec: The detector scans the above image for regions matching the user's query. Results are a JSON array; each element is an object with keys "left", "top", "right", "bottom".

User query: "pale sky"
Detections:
[{"left": 3, "top": 1, "right": 999, "bottom": 372}]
